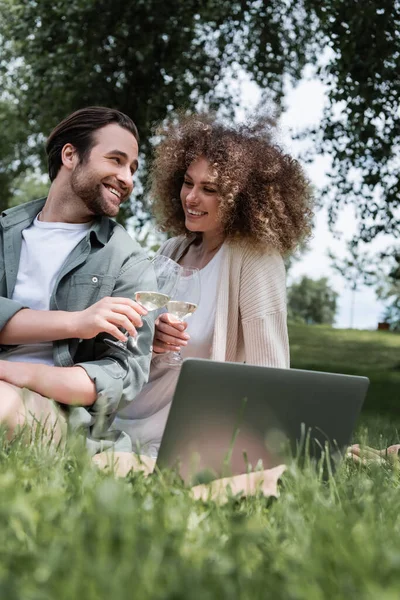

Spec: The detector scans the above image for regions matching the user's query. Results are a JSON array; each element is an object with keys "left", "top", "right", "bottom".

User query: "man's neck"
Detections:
[{"left": 41, "top": 183, "right": 93, "bottom": 224}]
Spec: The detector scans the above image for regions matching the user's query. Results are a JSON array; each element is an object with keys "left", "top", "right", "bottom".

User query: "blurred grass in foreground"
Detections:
[
  {"left": 0, "top": 323, "right": 399, "bottom": 599},
  {"left": 1, "top": 434, "right": 400, "bottom": 599}
]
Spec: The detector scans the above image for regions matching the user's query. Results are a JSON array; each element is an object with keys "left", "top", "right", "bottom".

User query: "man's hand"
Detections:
[
  {"left": 0, "top": 297, "right": 148, "bottom": 346},
  {"left": 153, "top": 313, "right": 190, "bottom": 354},
  {"left": 71, "top": 296, "right": 148, "bottom": 343}
]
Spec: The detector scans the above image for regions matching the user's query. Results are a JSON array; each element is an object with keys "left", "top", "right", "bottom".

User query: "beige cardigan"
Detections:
[{"left": 159, "top": 236, "right": 290, "bottom": 368}]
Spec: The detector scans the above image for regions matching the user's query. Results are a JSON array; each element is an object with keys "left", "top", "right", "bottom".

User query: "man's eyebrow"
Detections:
[
  {"left": 107, "top": 150, "right": 138, "bottom": 172},
  {"left": 107, "top": 149, "right": 128, "bottom": 159}
]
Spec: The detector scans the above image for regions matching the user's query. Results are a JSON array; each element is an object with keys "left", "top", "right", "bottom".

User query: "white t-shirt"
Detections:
[
  {"left": 2, "top": 214, "right": 91, "bottom": 365},
  {"left": 114, "top": 245, "right": 224, "bottom": 457}
]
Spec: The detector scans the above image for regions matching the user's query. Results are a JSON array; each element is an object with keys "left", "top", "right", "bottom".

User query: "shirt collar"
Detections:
[{"left": 1, "top": 197, "right": 109, "bottom": 246}]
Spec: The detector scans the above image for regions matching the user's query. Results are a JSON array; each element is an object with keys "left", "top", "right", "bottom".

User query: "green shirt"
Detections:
[{"left": 0, "top": 198, "right": 155, "bottom": 453}]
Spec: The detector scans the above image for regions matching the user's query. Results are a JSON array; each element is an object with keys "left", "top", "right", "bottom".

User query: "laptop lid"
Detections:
[{"left": 156, "top": 358, "right": 369, "bottom": 484}]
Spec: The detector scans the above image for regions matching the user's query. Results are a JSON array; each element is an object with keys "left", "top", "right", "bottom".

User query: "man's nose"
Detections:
[{"left": 118, "top": 165, "right": 133, "bottom": 190}]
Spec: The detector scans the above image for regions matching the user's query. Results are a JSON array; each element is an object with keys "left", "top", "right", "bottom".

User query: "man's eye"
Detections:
[{"left": 112, "top": 157, "right": 121, "bottom": 164}]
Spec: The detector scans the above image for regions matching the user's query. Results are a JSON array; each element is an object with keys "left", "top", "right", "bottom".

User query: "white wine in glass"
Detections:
[
  {"left": 135, "top": 291, "right": 171, "bottom": 312},
  {"left": 166, "top": 300, "right": 197, "bottom": 320},
  {"left": 114, "top": 255, "right": 181, "bottom": 350},
  {"left": 158, "top": 265, "right": 201, "bottom": 368}
]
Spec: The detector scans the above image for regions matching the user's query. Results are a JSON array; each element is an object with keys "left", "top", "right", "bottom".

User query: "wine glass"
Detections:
[
  {"left": 157, "top": 266, "right": 201, "bottom": 367},
  {"left": 135, "top": 254, "right": 181, "bottom": 312},
  {"left": 131, "top": 254, "right": 182, "bottom": 347},
  {"left": 114, "top": 254, "right": 181, "bottom": 350}
]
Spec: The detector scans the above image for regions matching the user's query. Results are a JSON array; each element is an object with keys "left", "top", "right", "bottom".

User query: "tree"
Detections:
[
  {"left": 299, "top": 0, "right": 400, "bottom": 244},
  {"left": 288, "top": 276, "right": 338, "bottom": 326},
  {"left": 0, "top": 0, "right": 312, "bottom": 222},
  {"left": 0, "top": 99, "right": 42, "bottom": 212},
  {"left": 328, "top": 242, "right": 375, "bottom": 328},
  {"left": 375, "top": 249, "right": 400, "bottom": 330},
  {"left": 0, "top": 0, "right": 399, "bottom": 241}
]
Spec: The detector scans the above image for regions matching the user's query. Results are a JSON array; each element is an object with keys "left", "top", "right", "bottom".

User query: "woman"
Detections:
[{"left": 112, "top": 113, "right": 313, "bottom": 466}]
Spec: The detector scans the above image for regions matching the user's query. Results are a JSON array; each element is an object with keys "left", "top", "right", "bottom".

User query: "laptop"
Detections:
[{"left": 156, "top": 358, "right": 369, "bottom": 483}]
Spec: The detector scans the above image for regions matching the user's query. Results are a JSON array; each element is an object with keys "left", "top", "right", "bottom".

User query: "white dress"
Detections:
[{"left": 114, "top": 246, "right": 224, "bottom": 457}]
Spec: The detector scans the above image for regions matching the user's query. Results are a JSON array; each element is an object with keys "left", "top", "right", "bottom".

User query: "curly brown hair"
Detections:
[{"left": 149, "top": 113, "right": 313, "bottom": 254}]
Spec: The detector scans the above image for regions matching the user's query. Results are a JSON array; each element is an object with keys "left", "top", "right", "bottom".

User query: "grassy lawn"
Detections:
[
  {"left": 290, "top": 323, "right": 400, "bottom": 438},
  {"left": 1, "top": 324, "right": 400, "bottom": 599}
]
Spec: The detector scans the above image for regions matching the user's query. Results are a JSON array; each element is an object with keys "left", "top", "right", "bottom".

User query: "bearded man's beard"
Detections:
[{"left": 70, "top": 165, "right": 119, "bottom": 217}]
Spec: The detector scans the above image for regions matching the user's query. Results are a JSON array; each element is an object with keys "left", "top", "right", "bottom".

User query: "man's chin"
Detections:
[{"left": 88, "top": 196, "right": 121, "bottom": 218}]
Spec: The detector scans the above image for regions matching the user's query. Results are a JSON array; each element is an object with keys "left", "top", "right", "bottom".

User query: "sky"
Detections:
[{"left": 238, "top": 73, "right": 390, "bottom": 330}]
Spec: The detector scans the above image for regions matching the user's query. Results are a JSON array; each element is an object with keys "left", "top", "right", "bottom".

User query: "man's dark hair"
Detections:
[{"left": 46, "top": 106, "right": 139, "bottom": 181}]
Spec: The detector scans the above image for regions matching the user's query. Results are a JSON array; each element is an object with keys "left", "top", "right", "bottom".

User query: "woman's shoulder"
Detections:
[
  {"left": 226, "top": 241, "right": 285, "bottom": 271},
  {"left": 157, "top": 234, "right": 195, "bottom": 260}
]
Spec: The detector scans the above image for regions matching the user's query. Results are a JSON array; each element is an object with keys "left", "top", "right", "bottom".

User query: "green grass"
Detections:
[
  {"left": 1, "top": 324, "right": 400, "bottom": 599},
  {"left": 290, "top": 323, "right": 400, "bottom": 422}
]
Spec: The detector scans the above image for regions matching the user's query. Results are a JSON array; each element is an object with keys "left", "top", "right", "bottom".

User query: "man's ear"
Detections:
[{"left": 61, "top": 143, "right": 79, "bottom": 171}]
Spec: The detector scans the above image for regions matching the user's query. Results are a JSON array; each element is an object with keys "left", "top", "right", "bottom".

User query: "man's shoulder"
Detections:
[
  {"left": 1, "top": 198, "right": 46, "bottom": 224},
  {"left": 104, "top": 219, "right": 147, "bottom": 258}
]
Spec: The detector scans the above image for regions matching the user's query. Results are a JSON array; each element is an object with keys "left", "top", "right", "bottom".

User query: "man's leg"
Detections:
[{"left": 0, "top": 381, "right": 67, "bottom": 444}]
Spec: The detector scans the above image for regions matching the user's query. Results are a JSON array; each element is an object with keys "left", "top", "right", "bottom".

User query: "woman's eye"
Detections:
[
  {"left": 205, "top": 188, "right": 216, "bottom": 194},
  {"left": 184, "top": 180, "right": 193, "bottom": 187}
]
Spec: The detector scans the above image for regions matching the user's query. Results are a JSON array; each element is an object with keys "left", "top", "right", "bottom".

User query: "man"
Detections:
[{"left": 0, "top": 106, "right": 156, "bottom": 453}]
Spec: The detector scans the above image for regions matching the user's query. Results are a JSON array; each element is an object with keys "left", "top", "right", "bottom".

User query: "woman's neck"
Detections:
[
  {"left": 183, "top": 231, "right": 225, "bottom": 270},
  {"left": 198, "top": 231, "right": 225, "bottom": 254}
]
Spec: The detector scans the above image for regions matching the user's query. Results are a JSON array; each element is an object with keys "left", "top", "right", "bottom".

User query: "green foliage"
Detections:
[
  {"left": 370, "top": 248, "right": 400, "bottom": 331},
  {"left": 8, "top": 172, "right": 49, "bottom": 208},
  {"left": 328, "top": 241, "right": 376, "bottom": 328},
  {"left": 328, "top": 241, "right": 375, "bottom": 292},
  {"left": 288, "top": 276, "right": 338, "bottom": 325},
  {"left": 0, "top": 100, "right": 41, "bottom": 211},
  {"left": 0, "top": 0, "right": 312, "bottom": 222},
  {"left": 378, "top": 276, "right": 400, "bottom": 332},
  {"left": 0, "top": 0, "right": 399, "bottom": 238},
  {"left": 301, "top": 0, "right": 400, "bottom": 242}
]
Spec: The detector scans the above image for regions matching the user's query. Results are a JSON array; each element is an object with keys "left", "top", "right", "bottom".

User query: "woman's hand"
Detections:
[
  {"left": 347, "top": 443, "right": 400, "bottom": 465},
  {"left": 153, "top": 313, "right": 190, "bottom": 354}
]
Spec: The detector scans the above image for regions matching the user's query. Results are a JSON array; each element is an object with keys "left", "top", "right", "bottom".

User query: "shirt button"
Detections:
[{"left": 92, "top": 276, "right": 98, "bottom": 283}]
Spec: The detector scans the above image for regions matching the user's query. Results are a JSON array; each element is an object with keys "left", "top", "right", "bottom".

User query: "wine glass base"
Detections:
[
  {"left": 164, "top": 355, "right": 183, "bottom": 368},
  {"left": 154, "top": 352, "right": 183, "bottom": 368}
]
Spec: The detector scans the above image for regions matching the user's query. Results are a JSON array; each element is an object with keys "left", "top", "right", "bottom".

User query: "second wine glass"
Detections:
[
  {"left": 128, "top": 254, "right": 181, "bottom": 349},
  {"left": 157, "top": 265, "right": 201, "bottom": 367}
]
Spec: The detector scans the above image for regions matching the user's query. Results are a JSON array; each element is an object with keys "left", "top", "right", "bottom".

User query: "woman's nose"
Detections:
[{"left": 186, "top": 187, "right": 197, "bottom": 202}]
